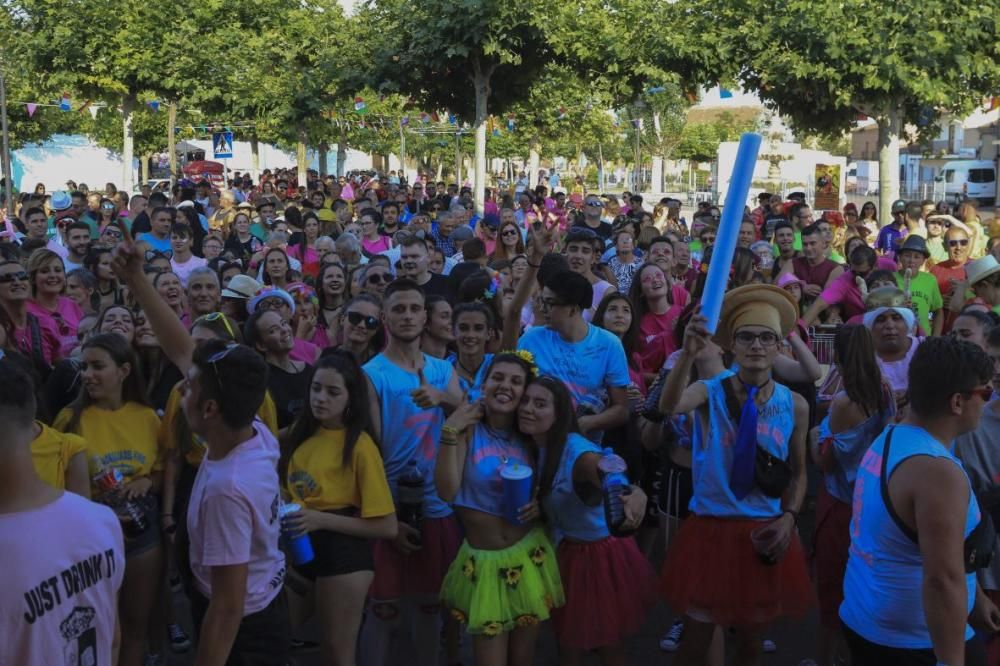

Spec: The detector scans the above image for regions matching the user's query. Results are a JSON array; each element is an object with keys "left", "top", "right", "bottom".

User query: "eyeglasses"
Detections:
[
  {"left": 366, "top": 273, "right": 391, "bottom": 285},
  {"left": 195, "top": 312, "right": 237, "bottom": 341},
  {"left": 346, "top": 311, "right": 379, "bottom": 330},
  {"left": 947, "top": 239, "right": 970, "bottom": 247},
  {"left": 964, "top": 386, "right": 994, "bottom": 402},
  {"left": 206, "top": 343, "right": 240, "bottom": 392},
  {"left": 145, "top": 249, "right": 173, "bottom": 261},
  {"left": 539, "top": 297, "right": 569, "bottom": 311},
  {"left": 733, "top": 330, "right": 780, "bottom": 347},
  {"left": 0, "top": 271, "right": 29, "bottom": 284}
]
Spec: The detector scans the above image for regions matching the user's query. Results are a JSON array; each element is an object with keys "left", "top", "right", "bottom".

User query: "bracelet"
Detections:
[
  {"left": 440, "top": 438, "right": 458, "bottom": 447},
  {"left": 782, "top": 509, "right": 799, "bottom": 525},
  {"left": 441, "top": 425, "right": 460, "bottom": 436}
]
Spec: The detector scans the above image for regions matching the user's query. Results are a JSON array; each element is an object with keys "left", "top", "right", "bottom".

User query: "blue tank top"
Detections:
[
  {"left": 453, "top": 423, "right": 533, "bottom": 519},
  {"left": 452, "top": 353, "right": 493, "bottom": 402},
  {"left": 542, "top": 433, "right": 610, "bottom": 543},
  {"left": 363, "top": 353, "right": 455, "bottom": 518},
  {"left": 817, "top": 398, "right": 895, "bottom": 503},
  {"left": 840, "top": 424, "right": 979, "bottom": 649},
  {"left": 689, "top": 374, "right": 795, "bottom": 518}
]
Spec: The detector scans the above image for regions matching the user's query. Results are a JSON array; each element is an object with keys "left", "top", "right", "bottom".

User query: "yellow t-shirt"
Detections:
[
  {"left": 159, "top": 382, "right": 280, "bottom": 467},
  {"left": 287, "top": 428, "right": 395, "bottom": 517},
  {"left": 54, "top": 402, "right": 162, "bottom": 493},
  {"left": 31, "top": 422, "right": 87, "bottom": 490}
]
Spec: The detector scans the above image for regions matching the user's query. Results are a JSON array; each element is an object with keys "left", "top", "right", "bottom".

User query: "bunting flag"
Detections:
[
  {"left": 400, "top": 116, "right": 409, "bottom": 126},
  {"left": 420, "top": 112, "right": 430, "bottom": 123},
  {"left": 147, "top": 100, "right": 160, "bottom": 112},
  {"left": 507, "top": 114, "right": 515, "bottom": 131},
  {"left": 646, "top": 86, "right": 666, "bottom": 94},
  {"left": 447, "top": 113, "right": 457, "bottom": 125},
  {"left": 431, "top": 112, "right": 440, "bottom": 122},
  {"left": 684, "top": 88, "right": 699, "bottom": 103},
  {"left": 77, "top": 100, "right": 91, "bottom": 114},
  {"left": 354, "top": 96, "right": 366, "bottom": 113},
  {"left": 88, "top": 106, "right": 99, "bottom": 120},
  {"left": 492, "top": 129, "right": 500, "bottom": 137},
  {"left": 720, "top": 88, "right": 734, "bottom": 99},
  {"left": 990, "top": 96, "right": 1000, "bottom": 111},
  {"left": 58, "top": 94, "right": 71, "bottom": 111},
  {"left": 25, "top": 103, "right": 36, "bottom": 117},
  {"left": 557, "top": 107, "right": 568, "bottom": 120},
  {"left": 631, "top": 118, "right": 644, "bottom": 130}
]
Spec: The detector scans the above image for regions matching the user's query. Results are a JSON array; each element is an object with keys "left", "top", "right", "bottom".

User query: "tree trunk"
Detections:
[
  {"left": 651, "top": 111, "right": 664, "bottom": 194},
  {"left": 318, "top": 142, "right": 329, "bottom": 177},
  {"left": 336, "top": 142, "right": 347, "bottom": 177},
  {"left": 121, "top": 93, "right": 136, "bottom": 192},
  {"left": 140, "top": 154, "right": 151, "bottom": 184},
  {"left": 472, "top": 67, "right": 490, "bottom": 214},
  {"left": 454, "top": 134, "right": 462, "bottom": 186},
  {"left": 528, "top": 135, "right": 540, "bottom": 189},
  {"left": 167, "top": 102, "right": 177, "bottom": 186},
  {"left": 296, "top": 123, "right": 308, "bottom": 187},
  {"left": 250, "top": 136, "right": 260, "bottom": 181},
  {"left": 877, "top": 107, "right": 901, "bottom": 228}
]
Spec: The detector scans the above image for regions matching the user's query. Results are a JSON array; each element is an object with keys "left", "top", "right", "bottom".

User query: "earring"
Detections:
[{"left": 344, "top": 405, "right": 352, "bottom": 420}]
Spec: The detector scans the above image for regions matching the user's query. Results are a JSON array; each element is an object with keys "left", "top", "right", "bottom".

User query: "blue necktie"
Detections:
[{"left": 729, "top": 385, "right": 759, "bottom": 499}]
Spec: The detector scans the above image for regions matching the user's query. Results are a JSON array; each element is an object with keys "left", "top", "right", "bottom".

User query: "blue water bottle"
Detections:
[{"left": 598, "top": 447, "right": 630, "bottom": 536}]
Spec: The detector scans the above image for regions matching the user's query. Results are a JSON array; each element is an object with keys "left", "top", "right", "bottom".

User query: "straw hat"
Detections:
[
  {"left": 965, "top": 255, "right": 1000, "bottom": 286},
  {"left": 714, "top": 284, "right": 798, "bottom": 350}
]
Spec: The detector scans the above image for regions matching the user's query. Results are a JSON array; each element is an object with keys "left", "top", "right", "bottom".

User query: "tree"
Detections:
[
  {"left": 349, "top": 0, "right": 557, "bottom": 212},
  {"left": 690, "top": 0, "right": 1000, "bottom": 223}
]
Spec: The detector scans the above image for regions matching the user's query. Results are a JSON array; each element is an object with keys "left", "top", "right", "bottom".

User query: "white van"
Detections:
[{"left": 936, "top": 160, "right": 996, "bottom": 205}]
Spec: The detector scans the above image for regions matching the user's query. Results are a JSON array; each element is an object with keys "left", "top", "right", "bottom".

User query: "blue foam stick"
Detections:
[{"left": 701, "top": 132, "right": 762, "bottom": 333}]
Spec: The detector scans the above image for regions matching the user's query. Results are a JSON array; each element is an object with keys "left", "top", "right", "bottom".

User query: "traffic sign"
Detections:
[{"left": 212, "top": 131, "right": 233, "bottom": 159}]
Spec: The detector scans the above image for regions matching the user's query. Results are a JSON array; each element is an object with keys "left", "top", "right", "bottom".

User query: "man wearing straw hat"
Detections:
[{"left": 657, "top": 284, "right": 812, "bottom": 666}]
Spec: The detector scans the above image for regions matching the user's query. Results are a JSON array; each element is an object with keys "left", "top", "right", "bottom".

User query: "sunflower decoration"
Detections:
[
  {"left": 515, "top": 614, "right": 540, "bottom": 627},
  {"left": 529, "top": 545, "right": 547, "bottom": 566},
  {"left": 482, "top": 621, "right": 504, "bottom": 637},
  {"left": 500, "top": 349, "right": 539, "bottom": 377},
  {"left": 450, "top": 608, "right": 467, "bottom": 624},
  {"left": 462, "top": 556, "right": 477, "bottom": 582},
  {"left": 498, "top": 565, "right": 524, "bottom": 588}
]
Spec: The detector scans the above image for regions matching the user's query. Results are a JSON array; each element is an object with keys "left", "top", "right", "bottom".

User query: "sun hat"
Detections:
[
  {"left": 965, "top": 255, "right": 1000, "bottom": 286},
  {"left": 220, "top": 274, "right": 261, "bottom": 300}
]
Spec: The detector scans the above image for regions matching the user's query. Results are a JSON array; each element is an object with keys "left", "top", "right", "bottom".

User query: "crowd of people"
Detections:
[{"left": 1, "top": 166, "right": 1000, "bottom": 666}]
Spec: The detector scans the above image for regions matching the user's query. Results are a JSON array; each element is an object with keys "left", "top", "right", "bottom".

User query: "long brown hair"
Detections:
[
  {"left": 530, "top": 376, "right": 581, "bottom": 500},
  {"left": 492, "top": 221, "right": 525, "bottom": 261},
  {"left": 835, "top": 324, "right": 888, "bottom": 417},
  {"left": 63, "top": 333, "right": 150, "bottom": 433}
]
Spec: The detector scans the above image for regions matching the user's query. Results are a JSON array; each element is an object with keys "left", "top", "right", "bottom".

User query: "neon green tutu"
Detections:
[{"left": 440, "top": 527, "right": 565, "bottom": 636}]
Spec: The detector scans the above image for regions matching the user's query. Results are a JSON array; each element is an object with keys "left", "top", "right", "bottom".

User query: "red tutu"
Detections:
[
  {"left": 813, "top": 485, "right": 853, "bottom": 627},
  {"left": 660, "top": 514, "right": 814, "bottom": 627},
  {"left": 371, "top": 515, "right": 462, "bottom": 600},
  {"left": 551, "top": 536, "right": 658, "bottom": 650}
]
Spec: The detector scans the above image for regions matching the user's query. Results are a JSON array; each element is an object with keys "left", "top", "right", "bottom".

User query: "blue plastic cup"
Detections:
[
  {"left": 500, "top": 464, "right": 533, "bottom": 524},
  {"left": 279, "top": 502, "right": 315, "bottom": 566}
]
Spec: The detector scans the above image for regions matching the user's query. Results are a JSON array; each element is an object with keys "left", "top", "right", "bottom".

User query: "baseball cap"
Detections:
[{"left": 891, "top": 199, "right": 906, "bottom": 214}]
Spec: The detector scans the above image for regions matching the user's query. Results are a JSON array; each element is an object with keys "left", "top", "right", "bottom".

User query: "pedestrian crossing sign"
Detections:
[{"left": 212, "top": 131, "right": 233, "bottom": 159}]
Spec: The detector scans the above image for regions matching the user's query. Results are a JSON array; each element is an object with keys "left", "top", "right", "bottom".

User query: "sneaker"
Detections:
[
  {"left": 762, "top": 638, "right": 777, "bottom": 653},
  {"left": 168, "top": 623, "right": 191, "bottom": 653},
  {"left": 659, "top": 620, "right": 684, "bottom": 652}
]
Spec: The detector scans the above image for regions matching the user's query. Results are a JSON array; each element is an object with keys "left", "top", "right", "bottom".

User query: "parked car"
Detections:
[{"left": 936, "top": 160, "right": 996, "bottom": 205}]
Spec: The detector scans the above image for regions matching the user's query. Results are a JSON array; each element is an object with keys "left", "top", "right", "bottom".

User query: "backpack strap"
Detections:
[{"left": 879, "top": 426, "right": 919, "bottom": 544}]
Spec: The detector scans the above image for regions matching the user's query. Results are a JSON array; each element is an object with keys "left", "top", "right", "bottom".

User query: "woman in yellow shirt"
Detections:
[
  {"left": 31, "top": 421, "right": 89, "bottom": 496},
  {"left": 55, "top": 332, "right": 163, "bottom": 666},
  {"left": 280, "top": 351, "right": 397, "bottom": 666}
]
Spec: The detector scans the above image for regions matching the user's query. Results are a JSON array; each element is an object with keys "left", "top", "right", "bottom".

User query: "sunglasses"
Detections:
[
  {"left": 0, "top": 271, "right": 29, "bottom": 284},
  {"left": 346, "top": 311, "right": 379, "bottom": 330},
  {"left": 947, "top": 239, "right": 970, "bottom": 247},
  {"left": 501, "top": 229, "right": 519, "bottom": 237},
  {"left": 585, "top": 201, "right": 602, "bottom": 208},
  {"left": 366, "top": 273, "right": 391, "bottom": 285},
  {"left": 206, "top": 343, "right": 241, "bottom": 391},
  {"left": 964, "top": 386, "right": 994, "bottom": 402},
  {"left": 145, "top": 249, "right": 173, "bottom": 261},
  {"left": 195, "top": 312, "right": 237, "bottom": 341},
  {"left": 103, "top": 229, "right": 123, "bottom": 239}
]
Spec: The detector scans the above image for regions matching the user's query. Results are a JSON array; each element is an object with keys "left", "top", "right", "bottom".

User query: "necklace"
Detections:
[{"left": 457, "top": 356, "right": 484, "bottom": 379}]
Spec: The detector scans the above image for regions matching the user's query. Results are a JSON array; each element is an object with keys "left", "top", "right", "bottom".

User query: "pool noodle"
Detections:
[{"left": 701, "top": 132, "right": 762, "bottom": 333}]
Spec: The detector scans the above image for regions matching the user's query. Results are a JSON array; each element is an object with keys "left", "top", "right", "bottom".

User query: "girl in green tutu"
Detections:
[{"left": 435, "top": 351, "right": 565, "bottom": 665}]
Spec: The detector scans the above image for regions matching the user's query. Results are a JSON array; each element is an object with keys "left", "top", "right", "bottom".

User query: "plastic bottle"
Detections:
[
  {"left": 397, "top": 460, "right": 425, "bottom": 545},
  {"left": 597, "top": 448, "right": 630, "bottom": 537},
  {"left": 92, "top": 465, "right": 149, "bottom": 539}
]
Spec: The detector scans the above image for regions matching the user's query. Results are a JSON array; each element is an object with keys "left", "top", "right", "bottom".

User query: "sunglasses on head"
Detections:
[
  {"left": 195, "top": 312, "right": 237, "bottom": 341},
  {"left": 346, "top": 311, "right": 379, "bottom": 330},
  {"left": 0, "top": 271, "right": 28, "bottom": 284}
]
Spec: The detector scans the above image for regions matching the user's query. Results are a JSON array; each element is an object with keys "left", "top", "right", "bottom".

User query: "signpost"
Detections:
[{"left": 212, "top": 131, "right": 233, "bottom": 190}]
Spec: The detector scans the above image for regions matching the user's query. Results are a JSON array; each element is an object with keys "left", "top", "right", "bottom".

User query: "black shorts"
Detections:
[
  {"left": 124, "top": 494, "right": 162, "bottom": 558},
  {"left": 191, "top": 587, "right": 290, "bottom": 666},
  {"left": 639, "top": 448, "right": 665, "bottom": 528},
  {"left": 842, "top": 622, "right": 986, "bottom": 666},
  {"left": 658, "top": 457, "right": 693, "bottom": 520},
  {"left": 294, "top": 511, "right": 374, "bottom": 580}
]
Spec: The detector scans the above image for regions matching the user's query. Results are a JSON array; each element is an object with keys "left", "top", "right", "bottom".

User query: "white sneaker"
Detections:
[{"left": 659, "top": 620, "right": 684, "bottom": 652}]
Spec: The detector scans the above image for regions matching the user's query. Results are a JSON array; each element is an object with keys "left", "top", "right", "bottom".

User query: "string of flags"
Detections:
[{"left": 14, "top": 94, "right": 165, "bottom": 120}]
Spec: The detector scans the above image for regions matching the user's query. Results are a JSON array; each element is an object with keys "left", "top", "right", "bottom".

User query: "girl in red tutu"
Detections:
[
  {"left": 657, "top": 285, "right": 815, "bottom": 666},
  {"left": 519, "top": 375, "right": 656, "bottom": 666}
]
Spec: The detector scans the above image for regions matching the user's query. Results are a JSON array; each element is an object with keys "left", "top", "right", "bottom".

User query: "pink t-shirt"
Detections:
[
  {"left": 170, "top": 255, "right": 209, "bottom": 287},
  {"left": 12, "top": 310, "right": 63, "bottom": 365},
  {"left": 819, "top": 271, "right": 868, "bottom": 321},
  {"left": 638, "top": 285, "right": 690, "bottom": 372},
  {"left": 187, "top": 421, "right": 285, "bottom": 616},
  {"left": 362, "top": 235, "right": 392, "bottom": 255},
  {"left": 291, "top": 337, "right": 319, "bottom": 363},
  {"left": 27, "top": 297, "right": 85, "bottom": 358},
  {"left": 0, "top": 492, "right": 124, "bottom": 666}
]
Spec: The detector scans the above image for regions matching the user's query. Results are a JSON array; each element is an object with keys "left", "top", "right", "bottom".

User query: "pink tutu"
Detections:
[
  {"left": 371, "top": 515, "right": 462, "bottom": 600},
  {"left": 551, "top": 536, "right": 657, "bottom": 650}
]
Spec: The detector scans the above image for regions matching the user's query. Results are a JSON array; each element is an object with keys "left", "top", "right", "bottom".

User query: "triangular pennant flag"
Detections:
[
  {"left": 59, "top": 94, "right": 71, "bottom": 111},
  {"left": 420, "top": 112, "right": 430, "bottom": 124},
  {"left": 684, "top": 89, "right": 698, "bottom": 103},
  {"left": 720, "top": 88, "right": 734, "bottom": 99},
  {"left": 447, "top": 113, "right": 457, "bottom": 125},
  {"left": 25, "top": 103, "right": 37, "bottom": 118},
  {"left": 400, "top": 116, "right": 409, "bottom": 127},
  {"left": 990, "top": 96, "right": 1000, "bottom": 111},
  {"left": 88, "top": 106, "right": 99, "bottom": 120},
  {"left": 147, "top": 100, "right": 160, "bottom": 112},
  {"left": 631, "top": 118, "right": 643, "bottom": 130},
  {"left": 557, "top": 107, "right": 568, "bottom": 120},
  {"left": 646, "top": 86, "right": 666, "bottom": 94},
  {"left": 492, "top": 129, "right": 500, "bottom": 137},
  {"left": 431, "top": 112, "right": 440, "bottom": 123},
  {"left": 354, "top": 96, "right": 366, "bottom": 113}
]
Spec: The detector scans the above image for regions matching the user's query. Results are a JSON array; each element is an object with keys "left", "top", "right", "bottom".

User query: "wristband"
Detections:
[{"left": 441, "top": 425, "right": 460, "bottom": 437}]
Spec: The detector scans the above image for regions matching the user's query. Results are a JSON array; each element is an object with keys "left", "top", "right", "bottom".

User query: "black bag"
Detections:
[
  {"left": 881, "top": 426, "right": 995, "bottom": 573},
  {"left": 721, "top": 376, "right": 792, "bottom": 499}
]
